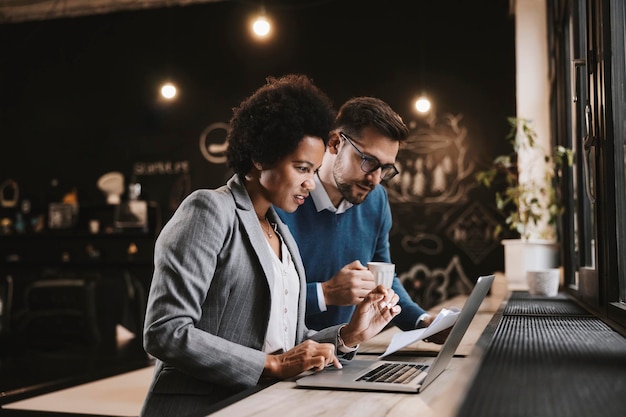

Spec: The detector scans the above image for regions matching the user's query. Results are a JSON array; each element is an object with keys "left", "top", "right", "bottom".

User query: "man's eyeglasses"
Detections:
[{"left": 339, "top": 132, "right": 399, "bottom": 181}]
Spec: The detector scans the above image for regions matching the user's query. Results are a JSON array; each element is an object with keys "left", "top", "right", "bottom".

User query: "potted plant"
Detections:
[{"left": 476, "top": 117, "right": 573, "bottom": 287}]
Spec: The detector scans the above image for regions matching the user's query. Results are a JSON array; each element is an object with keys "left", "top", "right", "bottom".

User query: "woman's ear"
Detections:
[{"left": 245, "top": 161, "right": 263, "bottom": 181}]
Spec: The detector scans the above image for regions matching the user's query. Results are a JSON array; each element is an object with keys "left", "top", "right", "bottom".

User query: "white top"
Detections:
[{"left": 262, "top": 232, "right": 300, "bottom": 354}]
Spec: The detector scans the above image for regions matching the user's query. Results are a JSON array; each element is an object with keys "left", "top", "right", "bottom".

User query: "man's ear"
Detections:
[{"left": 328, "top": 131, "right": 341, "bottom": 155}]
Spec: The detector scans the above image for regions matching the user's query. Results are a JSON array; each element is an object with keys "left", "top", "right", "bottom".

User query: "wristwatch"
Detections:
[
  {"left": 416, "top": 313, "right": 432, "bottom": 329},
  {"left": 337, "top": 325, "right": 358, "bottom": 353}
]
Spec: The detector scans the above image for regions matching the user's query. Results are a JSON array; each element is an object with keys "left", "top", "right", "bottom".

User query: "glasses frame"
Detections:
[{"left": 339, "top": 131, "right": 399, "bottom": 181}]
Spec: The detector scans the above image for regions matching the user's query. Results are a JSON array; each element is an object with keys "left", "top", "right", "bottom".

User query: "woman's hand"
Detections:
[
  {"left": 262, "top": 340, "right": 341, "bottom": 379},
  {"left": 339, "top": 285, "right": 401, "bottom": 348}
]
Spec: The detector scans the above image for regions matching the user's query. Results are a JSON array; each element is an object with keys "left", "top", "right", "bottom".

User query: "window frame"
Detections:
[{"left": 550, "top": 0, "right": 626, "bottom": 332}]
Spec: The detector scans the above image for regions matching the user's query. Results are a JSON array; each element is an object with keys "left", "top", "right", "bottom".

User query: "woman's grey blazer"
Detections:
[{"left": 141, "top": 175, "right": 344, "bottom": 414}]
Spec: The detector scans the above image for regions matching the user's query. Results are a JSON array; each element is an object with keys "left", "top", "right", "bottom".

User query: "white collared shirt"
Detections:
[
  {"left": 310, "top": 174, "right": 354, "bottom": 215},
  {"left": 262, "top": 233, "right": 300, "bottom": 354}
]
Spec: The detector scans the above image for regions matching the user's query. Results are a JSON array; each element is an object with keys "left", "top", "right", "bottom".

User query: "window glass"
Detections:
[
  {"left": 570, "top": 0, "right": 598, "bottom": 290},
  {"left": 610, "top": 0, "right": 626, "bottom": 302}
]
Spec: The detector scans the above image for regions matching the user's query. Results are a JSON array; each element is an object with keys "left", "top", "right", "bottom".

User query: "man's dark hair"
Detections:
[
  {"left": 226, "top": 74, "right": 336, "bottom": 176},
  {"left": 333, "top": 96, "right": 409, "bottom": 141}
]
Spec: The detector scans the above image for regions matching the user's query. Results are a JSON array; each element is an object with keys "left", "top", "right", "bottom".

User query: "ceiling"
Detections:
[{"left": 0, "top": 0, "right": 225, "bottom": 24}]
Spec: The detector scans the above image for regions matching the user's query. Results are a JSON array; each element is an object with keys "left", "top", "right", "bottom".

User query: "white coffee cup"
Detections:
[{"left": 367, "top": 262, "right": 395, "bottom": 288}]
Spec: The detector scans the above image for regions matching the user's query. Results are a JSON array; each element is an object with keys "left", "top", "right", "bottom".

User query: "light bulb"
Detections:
[
  {"left": 252, "top": 16, "right": 270, "bottom": 37},
  {"left": 160, "top": 83, "right": 177, "bottom": 100},
  {"left": 415, "top": 96, "right": 431, "bottom": 113}
]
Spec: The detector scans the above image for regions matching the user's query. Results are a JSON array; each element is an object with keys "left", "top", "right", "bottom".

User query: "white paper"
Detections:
[{"left": 379, "top": 307, "right": 461, "bottom": 358}]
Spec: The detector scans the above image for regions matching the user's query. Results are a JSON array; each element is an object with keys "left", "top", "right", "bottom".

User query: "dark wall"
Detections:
[{"left": 0, "top": 0, "right": 516, "bottom": 307}]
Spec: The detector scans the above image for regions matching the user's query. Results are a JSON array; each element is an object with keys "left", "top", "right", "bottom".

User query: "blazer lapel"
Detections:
[
  {"left": 270, "top": 209, "right": 306, "bottom": 281},
  {"left": 226, "top": 175, "right": 309, "bottom": 339},
  {"left": 227, "top": 175, "right": 276, "bottom": 291}
]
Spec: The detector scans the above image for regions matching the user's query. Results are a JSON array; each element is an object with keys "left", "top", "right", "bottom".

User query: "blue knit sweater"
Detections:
[{"left": 276, "top": 185, "right": 426, "bottom": 331}]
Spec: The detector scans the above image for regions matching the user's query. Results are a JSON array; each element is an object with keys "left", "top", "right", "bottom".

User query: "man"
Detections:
[{"left": 276, "top": 96, "right": 447, "bottom": 342}]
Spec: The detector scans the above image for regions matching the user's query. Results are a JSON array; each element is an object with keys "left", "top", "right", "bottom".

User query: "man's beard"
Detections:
[
  {"left": 332, "top": 153, "right": 373, "bottom": 205},
  {"left": 335, "top": 178, "right": 372, "bottom": 205}
]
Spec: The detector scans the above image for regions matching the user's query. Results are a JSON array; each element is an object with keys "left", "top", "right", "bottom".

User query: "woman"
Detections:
[{"left": 140, "top": 74, "right": 401, "bottom": 417}]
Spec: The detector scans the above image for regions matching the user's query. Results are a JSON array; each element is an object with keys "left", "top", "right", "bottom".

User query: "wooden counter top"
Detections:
[
  {"left": 208, "top": 274, "right": 508, "bottom": 417},
  {"left": 2, "top": 274, "right": 509, "bottom": 417}
]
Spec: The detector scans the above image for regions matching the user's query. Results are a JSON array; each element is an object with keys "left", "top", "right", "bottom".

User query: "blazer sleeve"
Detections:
[{"left": 143, "top": 190, "right": 267, "bottom": 390}]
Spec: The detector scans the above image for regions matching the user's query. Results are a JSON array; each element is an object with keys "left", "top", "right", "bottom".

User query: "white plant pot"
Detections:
[
  {"left": 501, "top": 239, "right": 560, "bottom": 289},
  {"left": 526, "top": 268, "right": 561, "bottom": 296}
]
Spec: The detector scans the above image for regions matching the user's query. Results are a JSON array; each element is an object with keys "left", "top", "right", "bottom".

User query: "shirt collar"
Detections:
[{"left": 311, "top": 174, "right": 354, "bottom": 215}]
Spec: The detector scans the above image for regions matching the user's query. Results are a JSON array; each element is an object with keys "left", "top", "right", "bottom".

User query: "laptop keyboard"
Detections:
[{"left": 356, "top": 362, "right": 428, "bottom": 384}]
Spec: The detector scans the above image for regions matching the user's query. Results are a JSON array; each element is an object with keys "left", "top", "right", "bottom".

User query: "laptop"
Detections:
[{"left": 296, "top": 274, "right": 495, "bottom": 393}]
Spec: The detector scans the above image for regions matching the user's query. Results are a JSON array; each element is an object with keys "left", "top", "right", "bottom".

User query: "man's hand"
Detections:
[
  {"left": 339, "top": 285, "right": 401, "bottom": 347},
  {"left": 262, "top": 340, "right": 341, "bottom": 380},
  {"left": 420, "top": 315, "right": 452, "bottom": 345},
  {"left": 321, "top": 260, "right": 376, "bottom": 306}
]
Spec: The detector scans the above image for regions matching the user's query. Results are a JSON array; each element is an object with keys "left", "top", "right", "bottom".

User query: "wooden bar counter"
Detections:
[
  {"left": 2, "top": 274, "right": 508, "bottom": 417},
  {"left": 208, "top": 273, "right": 508, "bottom": 417}
]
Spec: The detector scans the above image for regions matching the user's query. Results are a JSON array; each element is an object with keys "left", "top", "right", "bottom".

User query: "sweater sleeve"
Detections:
[
  {"left": 391, "top": 277, "right": 427, "bottom": 330},
  {"left": 306, "top": 282, "right": 323, "bottom": 314},
  {"left": 375, "top": 189, "right": 427, "bottom": 330}
]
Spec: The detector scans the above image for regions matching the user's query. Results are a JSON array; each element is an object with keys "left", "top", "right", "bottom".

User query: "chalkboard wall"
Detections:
[{"left": 0, "top": 0, "right": 516, "bottom": 307}]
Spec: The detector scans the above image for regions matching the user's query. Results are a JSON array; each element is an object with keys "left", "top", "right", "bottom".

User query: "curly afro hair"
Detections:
[{"left": 226, "top": 74, "right": 336, "bottom": 176}]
